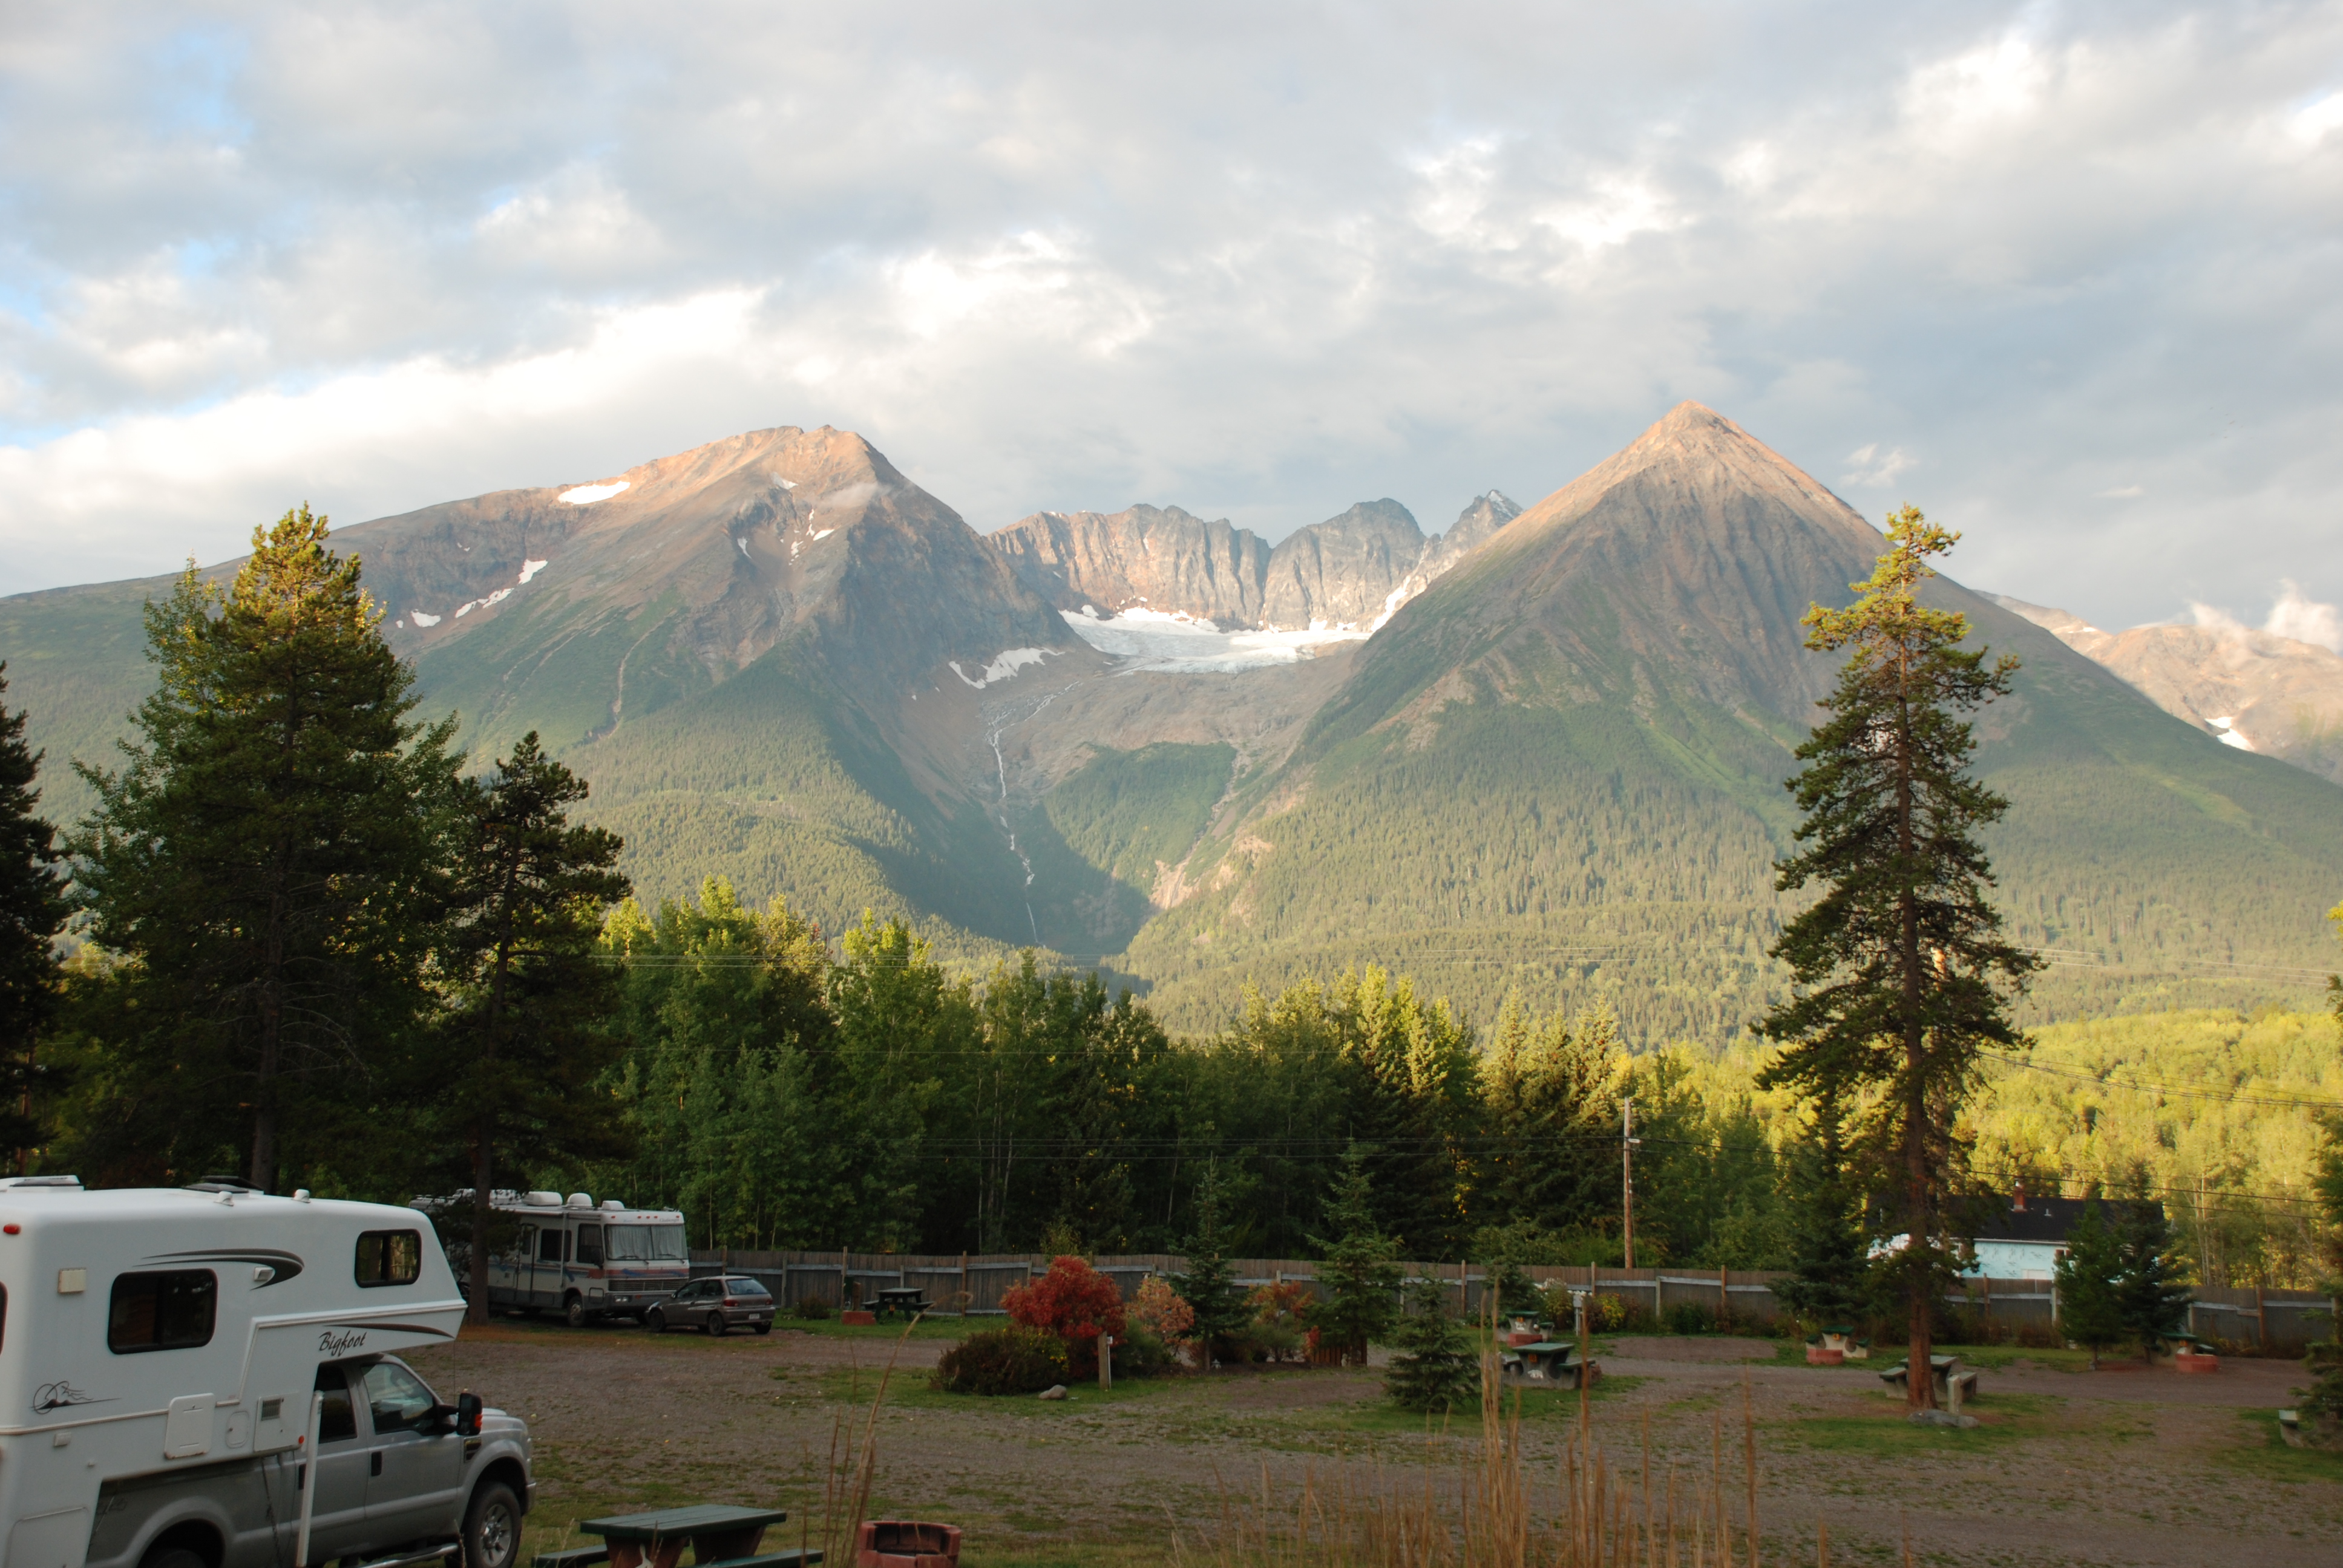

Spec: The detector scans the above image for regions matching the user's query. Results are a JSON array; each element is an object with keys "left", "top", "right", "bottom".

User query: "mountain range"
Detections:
[{"left": 5, "top": 405, "right": 2339, "bottom": 1042}]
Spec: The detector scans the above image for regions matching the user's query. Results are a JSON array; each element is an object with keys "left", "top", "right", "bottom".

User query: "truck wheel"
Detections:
[
  {"left": 564, "top": 1295, "right": 588, "bottom": 1328},
  {"left": 464, "top": 1478, "right": 523, "bottom": 1568}
]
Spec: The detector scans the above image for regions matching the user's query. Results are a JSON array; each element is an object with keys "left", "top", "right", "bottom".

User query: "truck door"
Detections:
[
  {"left": 533, "top": 1223, "right": 567, "bottom": 1307},
  {"left": 361, "top": 1358, "right": 467, "bottom": 1543},
  {"left": 295, "top": 1364, "right": 372, "bottom": 1561}
]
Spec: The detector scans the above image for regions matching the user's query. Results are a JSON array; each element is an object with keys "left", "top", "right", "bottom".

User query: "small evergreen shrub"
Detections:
[
  {"left": 1665, "top": 1302, "right": 1714, "bottom": 1336},
  {"left": 1384, "top": 1285, "right": 1479, "bottom": 1414},
  {"left": 932, "top": 1325, "right": 1069, "bottom": 1396},
  {"left": 794, "top": 1295, "right": 834, "bottom": 1321},
  {"left": 1112, "top": 1325, "right": 1177, "bottom": 1379}
]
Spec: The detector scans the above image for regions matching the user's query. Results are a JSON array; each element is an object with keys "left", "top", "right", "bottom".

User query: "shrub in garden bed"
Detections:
[
  {"left": 1112, "top": 1325, "right": 1178, "bottom": 1378},
  {"left": 932, "top": 1325, "right": 1069, "bottom": 1395},
  {"left": 795, "top": 1296, "right": 834, "bottom": 1321},
  {"left": 1003, "top": 1255, "right": 1127, "bottom": 1378}
]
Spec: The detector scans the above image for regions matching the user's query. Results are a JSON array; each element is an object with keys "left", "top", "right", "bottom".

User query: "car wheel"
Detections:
[
  {"left": 139, "top": 1547, "right": 208, "bottom": 1568},
  {"left": 704, "top": 1310, "right": 726, "bottom": 1336},
  {"left": 753, "top": 1323, "right": 770, "bottom": 1335},
  {"left": 564, "top": 1296, "right": 588, "bottom": 1329},
  {"left": 464, "top": 1478, "right": 523, "bottom": 1568},
  {"left": 646, "top": 1307, "right": 667, "bottom": 1333}
]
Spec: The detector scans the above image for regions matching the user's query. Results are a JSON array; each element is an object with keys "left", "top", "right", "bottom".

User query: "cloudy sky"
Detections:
[{"left": 2, "top": 1, "right": 2339, "bottom": 636}]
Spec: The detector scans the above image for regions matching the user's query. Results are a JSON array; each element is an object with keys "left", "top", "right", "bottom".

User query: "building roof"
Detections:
[{"left": 1965, "top": 1193, "right": 2160, "bottom": 1246}]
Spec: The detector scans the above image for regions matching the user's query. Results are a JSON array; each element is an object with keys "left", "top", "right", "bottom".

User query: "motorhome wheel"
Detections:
[
  {"left": 465, "top": 1479, "right": 523, "bottom": 1568},
  {"left": 138, "top": 1548, "right": 206, "bottom": 1568},
  {"left": 565, "top": 1295, "right": 588, "bottom": 1328}
]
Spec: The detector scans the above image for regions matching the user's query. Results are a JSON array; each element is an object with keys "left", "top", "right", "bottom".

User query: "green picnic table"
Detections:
[{"left": 568, "top": 1504, "right": 818, "bottom": 1568}]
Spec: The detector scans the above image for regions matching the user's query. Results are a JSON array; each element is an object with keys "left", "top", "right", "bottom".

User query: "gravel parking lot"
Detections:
[{"left": 401, "top": 1321, "right": 2343, "bottom": 1567}]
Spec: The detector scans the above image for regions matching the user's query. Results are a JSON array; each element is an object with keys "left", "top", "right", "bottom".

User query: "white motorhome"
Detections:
[
  {"left": 0, "top": 1177, "right": 534, "bottom": 1568},
  {"left": 471, "top": 1191, "right": 687, "bottom": 1327}
]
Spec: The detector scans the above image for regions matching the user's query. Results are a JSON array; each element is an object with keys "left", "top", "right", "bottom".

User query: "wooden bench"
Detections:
[
  {"left": 696, "top": 1552, "right": 823, "bottom": 1568},
  {"left": 531, "top": 1549, "right": 611, "bottom": 1568}
]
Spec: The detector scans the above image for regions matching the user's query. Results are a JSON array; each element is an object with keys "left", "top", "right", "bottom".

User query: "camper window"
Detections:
[
  {"left": 576, "top": 1223, "right": 603, "bottom": 1265},
  {"left": 314, "top": 1365, "right": 356, "bottom": 1442},
  {"left": 361, "top": 1360, "right": 438, "bottom": 1434},
  {"left": 604, "top": 1223, "right": 686, "bottom": 1262},
  {"left": 355, "top": 1229, "right": 422, "bottom": 1287},
  {"left": 107, "top": 1270, "right": 217, "bottom": 1354},
  {"left": 537, "top": 1227, "right": 566, "bottom": 1264}
]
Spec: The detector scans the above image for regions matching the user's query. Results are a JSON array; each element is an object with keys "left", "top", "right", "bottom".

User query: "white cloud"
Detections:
[
  {"left": 0, "top": 3, "right": 2338, "bottom": 631},
  {"left": 2263, "top": 581, "right": 2343, "bottom": 652}
]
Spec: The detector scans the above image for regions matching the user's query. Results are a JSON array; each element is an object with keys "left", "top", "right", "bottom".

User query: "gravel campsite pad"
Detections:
[{"left": 404, "top": 1322, "right": 2343, "bottom": 1568}]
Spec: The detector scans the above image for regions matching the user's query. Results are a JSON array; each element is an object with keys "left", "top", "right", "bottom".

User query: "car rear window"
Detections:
[
  {"left": 108, "top": 1270, "right": 217, "bottom": 1353},
  {"left": 726, "top": 1278, "right": 771, "bottom": 1296}
]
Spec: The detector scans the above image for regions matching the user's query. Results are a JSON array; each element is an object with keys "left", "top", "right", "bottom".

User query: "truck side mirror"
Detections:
[{"left": 457, "top": 1391, "right": 483, "bottom": 1437}]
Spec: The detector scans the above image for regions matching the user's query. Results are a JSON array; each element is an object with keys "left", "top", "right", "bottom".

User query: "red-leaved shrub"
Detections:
[{"left": 1003, "top": 1255, "right": 1127, "bottom": 1376}]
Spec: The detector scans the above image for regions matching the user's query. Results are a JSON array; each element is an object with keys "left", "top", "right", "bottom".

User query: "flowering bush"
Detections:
[
  {"left": 1132, "top": 1275, "right": 1195, "bottom": 1342},
  {"left": 1003, "top": 1255, "right": 1127, "bottom": 1376}
]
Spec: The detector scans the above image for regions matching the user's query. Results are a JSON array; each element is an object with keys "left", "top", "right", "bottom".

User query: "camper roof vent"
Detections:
[
  {"left": 0, "top": 1175, "right": 82, "bottom": 1189},
  {"left": 566, "top": 1192, "right": 592, "bottom": 1208},
  {"left": 189, "top": 1175, "right": 266, "bottom": 1195},
  {"left": 600, "top": 1199, "right": 626, "bottom": 1210},
  {"left": 523, "top": 1191, "right": 563, "bottom": 1207}
]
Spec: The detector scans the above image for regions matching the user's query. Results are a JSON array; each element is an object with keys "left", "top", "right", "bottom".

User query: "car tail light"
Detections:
[{"left": 723, "top": 1297, "right": 738, "bottom": 1307}]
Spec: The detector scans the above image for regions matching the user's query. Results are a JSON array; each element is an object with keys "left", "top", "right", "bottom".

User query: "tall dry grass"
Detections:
[{"left": 1175, "top": 1305, "right": 1828, "bottom": 1568}]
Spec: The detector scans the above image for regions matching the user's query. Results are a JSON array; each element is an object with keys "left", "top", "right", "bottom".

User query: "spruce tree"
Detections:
[
  {"left": 0, "top": 664, "right": 68, "bottom": 1163},
  {"left": 2054, "top": 1201, "right": 2127, "bottom": 1369},
  {"left": 72, "top": 509, "right": 457, "bottom": 1187},
  {"left": 2114, "top": 1199, "right": 2193, "bottom": 1360},
  {"left": 1169, "top": 1158, "right": 1250, "bottom": 1364},
  {"left": 1383, "top": 1279, "right": 1478, "bottom": 1414},
  {"left": 1305, "top": 1143, "right": 1400, "bottom": 1364},
  {"left": 1754, "top": 509, "right": 2039, "bottom": 1411},
  {"left": 434, "top": 733, "right": 631, "bottom": 1324},
  {"left": 1772, "top": 1093, "right": 1871, "bottom": 1328}
]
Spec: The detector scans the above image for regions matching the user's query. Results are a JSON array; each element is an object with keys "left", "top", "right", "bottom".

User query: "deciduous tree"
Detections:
[{"left": 1755, "top": 508, "right": 2039, "bottom": 1411}]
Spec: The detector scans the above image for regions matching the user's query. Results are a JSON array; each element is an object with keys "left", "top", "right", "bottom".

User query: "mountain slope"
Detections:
[
  {"left": 1989, "top": 595, "right": 2343, "bottom": 785},
  {"left": 1115, "top": 405, "right": 2343, "bottom": 1039}
]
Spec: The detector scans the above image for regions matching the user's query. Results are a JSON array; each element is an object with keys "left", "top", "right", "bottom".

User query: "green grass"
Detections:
[
  {"left": 810, "top": 1363, "right": 1183, "bottom": 1414},
  {"left": 1765, "top": 1392, "right": 2063, "bottom": 1457},
  {"left": 2220, "top": 1410, "right": 2343, "bottom": 1486}
]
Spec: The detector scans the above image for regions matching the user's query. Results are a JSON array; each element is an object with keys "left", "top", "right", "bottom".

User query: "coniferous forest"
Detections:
[{"left": 0, "top": 512, "right": 2338, "bottom": 1293}]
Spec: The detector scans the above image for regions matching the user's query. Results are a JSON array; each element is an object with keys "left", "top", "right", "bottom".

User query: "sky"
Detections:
[{"left": 2, "top": 2, "right": 2340, "bottom": 639}]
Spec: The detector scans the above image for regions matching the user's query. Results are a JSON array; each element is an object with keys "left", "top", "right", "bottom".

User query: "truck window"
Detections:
[
  {"left": 537, "top": 1227, "right": 566, "bottom": 1264},
  {"left": 314, "top": 1364, "right": 356, "bottom": 1442},
  {"left": 575, "top": 1224, "right": 603, "bottom": 1265},
  {"left": 355, "top": 1229, "right": 422, "bottom": 1287},
  {"left": 605, "top": 1223, "right": 686, "bottom": 1262},
  {"left": 108, "top": 1270, "right": 217, "bottom": 1353},
  {"left": 361, "top": 1360, "right": 438, "bottom": 1434}
]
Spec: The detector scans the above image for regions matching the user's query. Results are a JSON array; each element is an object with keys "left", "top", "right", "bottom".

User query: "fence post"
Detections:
[
  {"left": 2257, "top": 1285, "right": 2269, "bottom": 1351},
  {"left": 960, "top": 1252, "right": 969, "bottom": 1316},
  {"left": 1719, "top": 1266, "right": 1729, "bottom": 1327}
]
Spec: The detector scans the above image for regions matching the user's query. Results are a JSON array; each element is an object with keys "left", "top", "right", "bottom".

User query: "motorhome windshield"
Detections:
[{"left": 603, "top": 1223, "right": 687, "bottom": 1262}]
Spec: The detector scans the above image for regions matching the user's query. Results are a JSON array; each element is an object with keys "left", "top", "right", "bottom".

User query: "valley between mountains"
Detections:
[{"left": 6, "top": 404, "right": 2341, "bottom": 1042}]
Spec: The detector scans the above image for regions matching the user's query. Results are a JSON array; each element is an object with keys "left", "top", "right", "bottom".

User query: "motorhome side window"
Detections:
[
  {"left": 575, "top": 1223, "right": 603, "bottom": 1264},
  {"left": 108, "top": 1270, "right": 217, "bottom": 1353},
  {"left": 537, "top": 1227, "right": 566, "bottom": 1264},
  {"left": 355, "top": 1229, "right": 422, "bottom": 1287}
]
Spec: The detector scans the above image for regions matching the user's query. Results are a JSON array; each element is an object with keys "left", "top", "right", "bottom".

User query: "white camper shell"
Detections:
[
  {"left": 0, "top": 1178, "right": 532, "bottom": 1568},
  {"left": 471, "top": 1192, "right": 687, "bottom": 1327}
]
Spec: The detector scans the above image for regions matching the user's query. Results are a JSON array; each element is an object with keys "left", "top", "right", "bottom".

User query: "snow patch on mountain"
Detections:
[
  {"left": 559, "top": 480, "right": 631, "bottom": 505},
  {"left": 519, "top": 558, "right": 549, "bottom": 583},
  {"left": 2209, "top": 716, "right": 2255, "bottom": 751},
  {"left": 950, "top": 647, "right": 1057, "bottom": 688},
  {"left": 1061, "top": 605, "right": 1367, "bottom": 673},
  {"left": 410, "top": 610, "right": 442, "bottom": 627}
]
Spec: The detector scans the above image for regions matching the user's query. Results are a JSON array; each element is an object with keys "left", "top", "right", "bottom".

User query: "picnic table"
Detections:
[
  {"left": 1499, "top": 1341, "right": 1600, "bottom": 1388},
  {"left": 1877, "top": 1354, "right": 1979, "bottom": 1405},
  {"left": 872, "top": 1285, "right": 930, "bottom": 1319},
  {"left": 569, "top": 1504, "right": 816, "bottom": 1568}
]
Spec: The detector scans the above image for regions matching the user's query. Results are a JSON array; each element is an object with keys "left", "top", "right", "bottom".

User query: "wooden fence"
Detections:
[{"left": 690, "top": 1247, "right": 2335, "bottom": 1353}]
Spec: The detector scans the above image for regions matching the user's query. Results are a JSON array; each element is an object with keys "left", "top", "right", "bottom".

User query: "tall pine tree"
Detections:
[
  {"left": 73, "top": 509, "right": 456, "bottom": 1188},
  {"left": 1754, "top": 509, "right": 2039, "bottom": 1412},
  {"left": 435, "top": 733, "right": 630, "bottom": 1325},
  {"left": 1305, "top": 1143, "right": 1401, "bottom": 1364},
  {"left": 0, "top": 664, "right": 68, "bottom": 1165}
]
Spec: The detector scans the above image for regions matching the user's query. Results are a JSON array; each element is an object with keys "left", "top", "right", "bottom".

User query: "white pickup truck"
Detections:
[{"left": 0, "top": 1178, "right": 534, "bottom": 1568}]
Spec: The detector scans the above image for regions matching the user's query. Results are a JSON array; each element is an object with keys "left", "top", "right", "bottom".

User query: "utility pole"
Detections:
[{"left": 1621, "top": 1097, "right": 1639, "bottom": 1270}]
